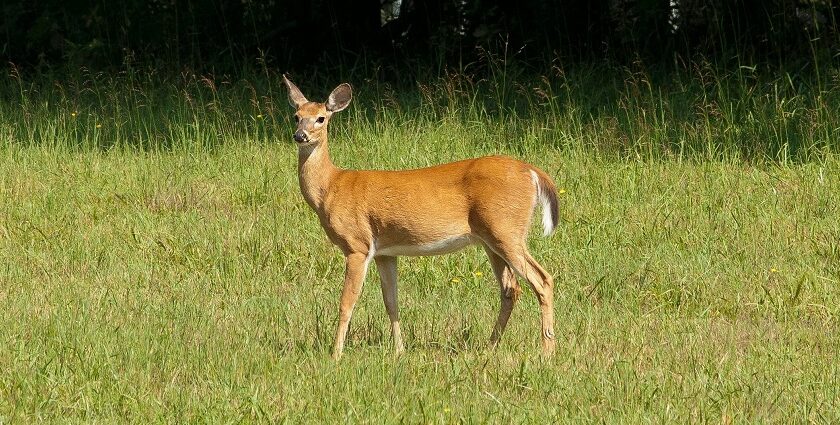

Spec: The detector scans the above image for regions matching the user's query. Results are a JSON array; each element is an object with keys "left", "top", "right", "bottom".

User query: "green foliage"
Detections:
[
  {"left": 2, "top": 1, "right": 839, "bottom": 71},
  {"left": 2, "top": 57, "right": 839, "bottom": 161},
  {"left": 0, "top": 61, "right": 839, "bottom": 421},
  {"left": 0, "top": 145, "right": 838, "bottom": 422}
]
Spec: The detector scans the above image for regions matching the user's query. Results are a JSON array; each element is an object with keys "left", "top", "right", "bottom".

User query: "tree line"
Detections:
[{"left": 2, "top": 0, "right": 838, "bottom": 73}]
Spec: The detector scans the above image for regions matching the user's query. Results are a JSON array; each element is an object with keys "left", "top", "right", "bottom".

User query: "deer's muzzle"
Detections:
[{"left": 293, "top": 130, "right": 309, "bottom": 143}]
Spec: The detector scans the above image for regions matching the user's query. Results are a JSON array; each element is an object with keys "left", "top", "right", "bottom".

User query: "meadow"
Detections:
[{"left": 1, "top": 61, "right": 839, "bottom": 422}]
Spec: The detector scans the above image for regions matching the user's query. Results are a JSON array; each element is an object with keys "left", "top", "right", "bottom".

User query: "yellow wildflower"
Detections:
[
  {"left": 770, "top": 268, "right": 779, "bottom": 273},
  {"left": 558, "top": 188, "right": 567, "bottom": 194},
  {"left": 450, "top": 278, "right": 461, "bottom": 284},
  {"left": 257, "top": 114, "right": 264, "bottom": 119},
  {"left": 473, "top": 271, "right": 483, "bottom": 277},
  {"left": 95, "top": 123, "right": 102, "bottom": 128},
  {"left": 71, "top": 111, "right": 77, "bottom": 118}
]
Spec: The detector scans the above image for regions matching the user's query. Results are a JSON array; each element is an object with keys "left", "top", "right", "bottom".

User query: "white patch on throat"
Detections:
[{"left": 299, "top": 143, "right": 319, "bottom": 158}]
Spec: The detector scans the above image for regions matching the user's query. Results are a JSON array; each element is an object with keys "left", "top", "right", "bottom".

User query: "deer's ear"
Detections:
[
  {"left": 326, "top": 83, "right": 352, "bottom": 112},
  {"left": 283, "top": 74, "right": 308, "bottom": 108}
]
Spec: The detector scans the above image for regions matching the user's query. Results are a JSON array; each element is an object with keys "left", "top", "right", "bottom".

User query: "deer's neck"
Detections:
[{"left": 298, "top": 141, "right": 339, "bottom": 211}]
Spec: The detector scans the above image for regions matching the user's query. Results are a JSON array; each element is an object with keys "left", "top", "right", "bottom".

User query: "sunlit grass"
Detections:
[
  {"left": 2, "top": 59, "right": 840, "bottom": 160},
  {"left": 1, "top": 64, "right": 839, "bottom": 421},
  {"left": 1, "top": 143, "right": 839, "bottom": 421}
]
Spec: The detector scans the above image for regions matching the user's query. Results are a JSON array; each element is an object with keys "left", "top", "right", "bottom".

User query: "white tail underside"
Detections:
[{"left": 530, "top": 170, "right": 555, "bottom": 236}]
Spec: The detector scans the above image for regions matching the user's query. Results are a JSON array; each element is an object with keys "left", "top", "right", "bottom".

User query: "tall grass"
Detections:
[
  {"left": 2, "top": 56, "right": 839, "bottom": 162},
  {"left": 1, "top": 145, "right": 838, "bottom": 422},
  {"left": 1, "top": 59, "right": 839, "bottom": 421}
]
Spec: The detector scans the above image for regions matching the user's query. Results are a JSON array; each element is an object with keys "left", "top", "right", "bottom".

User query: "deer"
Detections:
[{"left": 282, "top": 75, "right": 559, "bottom": 360}]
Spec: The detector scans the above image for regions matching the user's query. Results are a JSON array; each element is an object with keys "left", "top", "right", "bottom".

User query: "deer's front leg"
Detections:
[
  {"left": 375, "top": 256, "right": 404, "bottom": 354},
  {"left": 332, "top": 252, "right": 370, "bottom": 360}
]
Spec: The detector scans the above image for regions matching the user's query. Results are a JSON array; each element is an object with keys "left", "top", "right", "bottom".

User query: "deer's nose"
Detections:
[{"left": 293, "top": 130, "right": 307, "bottom": 143}]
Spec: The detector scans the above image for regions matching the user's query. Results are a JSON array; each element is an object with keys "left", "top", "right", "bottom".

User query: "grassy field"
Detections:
[{"left": 1, "top": 65, "right": 840, "bottom": 422}]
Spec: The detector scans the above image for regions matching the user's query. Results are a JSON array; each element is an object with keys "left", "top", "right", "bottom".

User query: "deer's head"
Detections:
[{"left": 282, "top": 75, "right": 352, "bottom": 147}]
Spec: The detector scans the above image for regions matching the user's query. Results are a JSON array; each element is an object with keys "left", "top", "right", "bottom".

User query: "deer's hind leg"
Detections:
[
  {"left": 484, "top": 238, "right": 555, "bottom": 356},
  {"left": 484, "top": 246, "right": 522, "bottom": 348}
]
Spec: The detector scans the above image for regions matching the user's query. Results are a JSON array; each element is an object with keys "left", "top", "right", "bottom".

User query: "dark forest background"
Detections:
[{"left": 3, "top": 0, "right": 839, "bottom": 75}]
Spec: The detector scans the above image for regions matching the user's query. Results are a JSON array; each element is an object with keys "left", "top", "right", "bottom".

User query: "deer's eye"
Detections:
[
  {"left": 316, "top": 116, "right": 325, "bottom": 124},
  {"left": 294, "top": 115, "right": 300, "bottom": 123}
]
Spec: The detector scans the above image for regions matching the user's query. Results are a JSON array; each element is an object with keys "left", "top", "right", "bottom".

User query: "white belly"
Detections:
[{"left": 375, "top": 235, "right": 478, "bottom": 257}]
